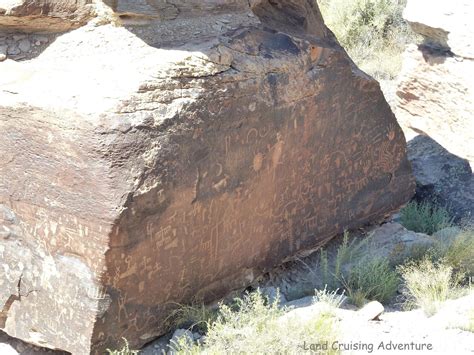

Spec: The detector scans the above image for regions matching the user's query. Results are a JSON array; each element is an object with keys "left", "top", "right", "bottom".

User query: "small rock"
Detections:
[
  {"left": 18, "top": 39, "right": 31, "bottom": 52},
  {"left": 12, "top": 34, "right": 26, "bottom": 41},
  {"left": 7, "top": 45, "right": 20, "bottom": 56},
  {"left": 0, "top": 45, "right": 7, "bottom": 62},
  {"left": 192, "top": 332, "right": 201, "bottom": 341},
  {"left": 33, "top": 35, "right": 49, "bottom": 44},
  {"left": 358, "top": 301, "right": 384, "bottom": 321}
]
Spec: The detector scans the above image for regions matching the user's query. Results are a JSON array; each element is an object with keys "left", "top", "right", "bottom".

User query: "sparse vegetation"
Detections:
[
  {"left": 106, "top": 338, "right": 139, "bottom": 355},
  {"left": 431, "top": 228, "right": 474, "bottom": 278},
  {"left": 398, "top": 257, "right": 462, "bottom": 316},
  {"left": 165, "top": 302, "right": 218, "bottom": 334},
  {"left": 171, "top": 290, "right": 339, "bottom": 354},
  {"left": 314, "top": 286, "right": 346, "bottom": 309},
  {"left": 345, "top": 257, "right": 399, "bottom": 307},
  {"left": 318, "top": 0, "right": 416, "bottom": 80},
  {"left": 400, "top": 201, "right": 453, "bottom": 235},
  {"left": 316, "top": 232, "right": 399, "bottom": 307}
]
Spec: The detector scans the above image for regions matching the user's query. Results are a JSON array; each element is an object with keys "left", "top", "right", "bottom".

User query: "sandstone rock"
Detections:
[
  {"left": 397, "top": 0, "right": 474, "bottom": 165},
  {"left": 358, "top": 301, "right": 384, "bottom": 321},
  {"left": 396, "top": 45, "right": 474, "bottom": 164},
  {"left": 403, "top": 0, "right": 474, "bottom": 58},
  {"left": 0, "top": 1, "right": 414, "bottom": 353},
  {"left": 407, "top": 135, "right": 474, "bottom": 223},
  {"left": 364, "top": 222, "right": 434, "bottom": 263},
  {"left": 0, "top": 0, "right": 95, "bottom": 32}
]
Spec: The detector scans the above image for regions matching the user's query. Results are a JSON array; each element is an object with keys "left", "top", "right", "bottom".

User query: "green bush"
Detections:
[
  {"left": 432, "top": 228, "right": 474, "bottom": 278},
  {"left": 165, "top": 302, "right": 218, "bottom": 334},
  {"left": 400, "top": 201, "right": 453, "bottom": 235},
  {"left": 345, "top": 257, "right": 399, "bottom": 307},
  {"left": 318, "top": 0, "right": 416, "bottom": 79}
]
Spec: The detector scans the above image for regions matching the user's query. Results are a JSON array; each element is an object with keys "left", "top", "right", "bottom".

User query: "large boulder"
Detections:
[
  {"left": 396, "top": 0, "right": 474, "bottom": 165},
  {"left": 0, "top": 0, "right": 96, "bottom": 32},
  {"left": 0, "top": 0, "right": 415, "bottom": 353}
]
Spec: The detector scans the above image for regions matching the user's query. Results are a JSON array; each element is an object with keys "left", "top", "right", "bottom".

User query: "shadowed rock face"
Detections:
[{"left": 0, "top": 0, "right": 414, "bottom": 353}]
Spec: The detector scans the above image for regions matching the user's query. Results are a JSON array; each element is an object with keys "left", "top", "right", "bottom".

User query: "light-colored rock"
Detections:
[
  {"left": 0, "top": 1, "right": 414, "bottom": 353},
  {"left": 397, "top": 0, "right": 474, "bottom": 165},
  {"left": 358, "top": 301, "right": 384, "bottom": 321},
  {"left": 396, "top": 45, "right": 474, "bottom": 164},
  {"left": 364, "top": 222, "right": 434, "bottom": 262},
  {"left": 0, "top": 44, "right": 6, "bottom": 61},
  {"left": 403, "top": 0, "right": 474, "bottom": 58},
  {"left": 0, "top": 0, "right": 96, "bottom": 32}
]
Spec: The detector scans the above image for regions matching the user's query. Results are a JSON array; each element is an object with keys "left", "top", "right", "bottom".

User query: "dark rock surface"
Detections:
[{"left": 407, "top": 135, "right": 473, "bottom": 223}]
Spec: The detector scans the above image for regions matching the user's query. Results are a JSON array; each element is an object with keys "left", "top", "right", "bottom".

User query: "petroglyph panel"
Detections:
[{"left": 0, "top": 0, "right": 414, "bottom": 353}]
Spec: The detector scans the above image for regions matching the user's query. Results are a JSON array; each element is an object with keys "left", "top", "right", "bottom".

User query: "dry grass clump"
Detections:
[{"left": 398, "top": 257, "right": 463, "bottom": 316}]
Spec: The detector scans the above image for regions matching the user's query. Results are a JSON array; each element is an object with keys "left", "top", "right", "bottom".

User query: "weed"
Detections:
[
  {"left": 106, "top": 338, "right": 139, "bottom": 355},
  {"left": 398, "top": 257, "right": 462, "bottom": 316},
  {"left": 345, "top": 257, "right": 399, "bottom": 307},
  {"left": 400, "top": 201, "right": 453, "bottom": 235},
  {"left": 165, "top": 302, "right": 217, "bottom": 334}
]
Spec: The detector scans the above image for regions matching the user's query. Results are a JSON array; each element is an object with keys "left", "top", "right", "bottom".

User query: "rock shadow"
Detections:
[{"left": 406, "top": 134, "right": 473, "bottom": 224}]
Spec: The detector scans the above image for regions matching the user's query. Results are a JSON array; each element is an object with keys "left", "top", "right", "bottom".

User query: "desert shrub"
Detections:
[
  {"left": 318, "top": 0, "right": 416, "bottom": 79},
  {"left": 345, "top": 257, "right": 399, "bottom": 307},
  {"left": 165, "top": 302, "right": 218, "bottom": 334},
  {"left": 431, "top": 228, "right": 474, "bottom": 278},
  {"left": 400, "top": 201, "right": 453, "bottom": 235},
  {"left": 106, "top": 338, "right": 139, "bottom": 355},
  {"left": 314, "top": 286, "right": 346, "bottom": 309},
  {"left": 172, "top": 290, "right": 339, "bottom": 354},
  {"left": 316, "top": 232, "right": 399, "bottom": 307},
  {"left": 398, "top": 257, "right": 462, "bottom": 316},
  {"left": 319, "top": 231, "right": 367, "bottom": 290}
]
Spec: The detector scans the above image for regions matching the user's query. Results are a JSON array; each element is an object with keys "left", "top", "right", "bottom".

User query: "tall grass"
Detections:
[{"left": 345, "top": 257, "right": 399, "bottom": 307}]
